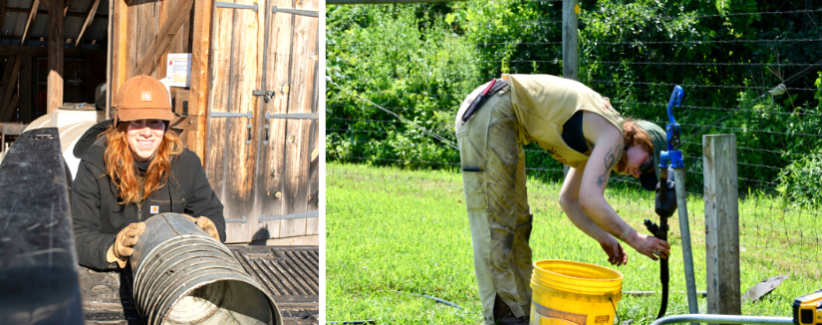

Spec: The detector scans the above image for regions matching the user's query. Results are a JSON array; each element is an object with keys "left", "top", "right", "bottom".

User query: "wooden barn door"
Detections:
[
  {"left": 253, "top": 0, "right": 319, "bottom": 241},
  {"left": 205, "top": 0, "right": 265, "bottom": 243},
  {"left": 206, "top": 0, "right": 318, "bottom": 243}
]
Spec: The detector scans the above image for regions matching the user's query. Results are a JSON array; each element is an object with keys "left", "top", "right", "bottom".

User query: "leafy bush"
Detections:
[{"left": 326, "top": 4, "right": 479, "bottom": 168}]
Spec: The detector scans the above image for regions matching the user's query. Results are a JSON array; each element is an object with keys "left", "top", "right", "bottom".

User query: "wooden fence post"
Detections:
[
  {"left": 703, "top": 134, "right": 741, "bottom": 319},
  {"left": 562, "top": 0, "right": 578, "bottom": 176}
]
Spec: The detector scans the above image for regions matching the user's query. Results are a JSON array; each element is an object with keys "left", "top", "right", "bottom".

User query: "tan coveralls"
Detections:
[{"left": 455, "top": 74, "right": 624, "bottom": 324}]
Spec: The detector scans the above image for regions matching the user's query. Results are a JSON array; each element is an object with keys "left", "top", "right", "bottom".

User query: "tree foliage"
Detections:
[
  {"left": 326, "top": 4, "right": 478, "bottom": 168},
  {"left": 327, "top": 0, "right": 822, "bottom": 205}
]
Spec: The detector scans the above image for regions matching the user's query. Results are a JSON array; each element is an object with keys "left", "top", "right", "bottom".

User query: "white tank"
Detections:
[{"left": 22, "top": 103, "right": 106, "bottom": 180}]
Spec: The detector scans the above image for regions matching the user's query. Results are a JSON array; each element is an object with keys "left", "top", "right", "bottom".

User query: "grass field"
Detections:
[{"left": 326, "top": 162, "right": 822, "bottom": 324}]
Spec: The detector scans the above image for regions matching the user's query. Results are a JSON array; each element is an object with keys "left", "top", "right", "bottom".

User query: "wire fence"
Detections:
[{"left": 326, "top": 0, "right": 822, "bottom": 280}]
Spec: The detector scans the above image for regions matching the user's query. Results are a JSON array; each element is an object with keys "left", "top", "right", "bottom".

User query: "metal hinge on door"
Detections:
[
  {"left": 210, "top": 110, "right": 254, "bottom": 144},
  {"left": 262, "top": 112, "right": 319, "bottom": 145},
  {"left": 216, "top": 1, "right": 258, "bottom": 11},
  {"left": 225, "top": 215, "right": 248, "bottom": 224},
  {"left": 272, "top": 6, "right": 318, "bottom": 17},
  {"left": 259, "top": 210, "right": 319, "bottom": 223}
]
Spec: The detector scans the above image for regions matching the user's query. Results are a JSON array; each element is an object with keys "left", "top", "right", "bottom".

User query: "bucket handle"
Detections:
[{"left": 607, "top": 293, "right": 619, "bottom": 322}]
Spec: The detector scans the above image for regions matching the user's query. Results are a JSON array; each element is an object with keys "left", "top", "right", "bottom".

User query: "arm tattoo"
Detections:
[{"left": 597, "top": 145, "right": 622, "bottom": 187}]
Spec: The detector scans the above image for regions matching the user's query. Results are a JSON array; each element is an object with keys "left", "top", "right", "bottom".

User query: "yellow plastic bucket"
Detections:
[{"left": 530, "top": 260, "right": 623, "bottom": 325}]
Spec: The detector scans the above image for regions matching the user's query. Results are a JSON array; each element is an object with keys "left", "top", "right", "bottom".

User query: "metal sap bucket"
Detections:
[{"left": 129, "top": 213, "right": 282, "bottom": 325}]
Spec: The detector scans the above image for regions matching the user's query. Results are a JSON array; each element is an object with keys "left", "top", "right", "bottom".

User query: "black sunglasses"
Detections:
[
  {"left": 625, "top": 146, "right": 655, "bottom": 173},
  {"left": 640, "top": 157, "right": 654, "bottom": 173}
]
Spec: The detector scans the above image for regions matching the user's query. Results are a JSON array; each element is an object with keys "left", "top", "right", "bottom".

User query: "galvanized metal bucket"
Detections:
[{"left": 129, "top": 213, "right": 282, "bottom": 325}]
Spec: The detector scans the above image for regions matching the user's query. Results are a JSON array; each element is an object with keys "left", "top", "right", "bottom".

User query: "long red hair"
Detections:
[
  {"left": 616, "top": 119, "right": 654, "bottom": 172},
  {"left": 101, "top": 122, "right": 184, "bottom": 205}
]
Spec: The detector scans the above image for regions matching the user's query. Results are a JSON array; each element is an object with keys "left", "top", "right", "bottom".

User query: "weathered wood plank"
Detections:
[
  {"left": 125, "top": 0, "right": 138, "bottom": 79},
  {"left": 19, "top": 57, "right": 32, "bottom": 122},
  {"left": 256, "top": 0, "right": 294, "bottom": 238},
  {"left": 4, "top": 7, "right": 107, "bottom": 19},
  {"left": 21, "top": 0, "right": 41, "bottom": 45},
  {"left": 2, "top": 95, "right": 20, "bottom": 121},
  {"left": 105, "top": 0, "right": 113, "bottom": 118},
  {"left": 280, "top": 10, "right": 318, "bottom": 238},
  {"left": 205, "top": 0, "right": 262, "bottom": 243},
  {"left": 46, "top": 0, "right": 64, "bottom": 114},
  {"left": 63, "top": 0, "right": 76, "bottom": 17},
  {"left": 0, "top": 1, "right": 8, "bottom": 40},
  {"left": 189, "top": 0, "right": 213, "bottom": 162},
  {"left": 204, "top": 0, "right": 235, "bottom": 226},
  {"left": 0, "top": 57, "right": 22, "bottom": 121},
  {"left": 305, "top": 217, "right": 318, "bottom": 236},
  {"left": 155, "top": 0, "right": 170, "bottom": 80},
  {"left": 128, "top": 0, "right": 159, "bottom": 78},
  {"left": 307, "top": 120, "right": 318, "bottom": 212},
  {"left": 562, "top": 0, "right": 578, "bottom": 81},
  {"left": 74, "top": 0, "right": 101, "bottom": 47},
  {"left": 0, "top": 46, "right": 105, "bottom": 58},
  {"left": 133, "top": 0, "right": 194, "bottom": 77},
  {"left": 305, "top": 119, "right": 318, "bottom": 236},
  {"left": 221, "top": 0, "right": 262, "bottom": 242},
  {"left": 247, "top": 0, "right": 268, "bottom": 241},
  {"left": 703, "top": 134, "right": 741, "bottom": 319},
  {"left": 0, "top": 56, "right": 17, "bottom": 98},
  {"left": 113, "top": 0, "right": 128, "bottom": 107}
]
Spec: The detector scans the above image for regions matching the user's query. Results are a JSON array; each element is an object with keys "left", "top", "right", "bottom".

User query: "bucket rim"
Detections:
[{"left": 533, "top": 259, "right": 624, "bottom": 282}]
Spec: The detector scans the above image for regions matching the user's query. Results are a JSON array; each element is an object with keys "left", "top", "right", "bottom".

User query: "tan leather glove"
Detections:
[
  {"left": 106, "top": 222, "right": 146, "bottom": 268},
  {"left": 185, "top": 215, "right": 220, "bottom": 241}
]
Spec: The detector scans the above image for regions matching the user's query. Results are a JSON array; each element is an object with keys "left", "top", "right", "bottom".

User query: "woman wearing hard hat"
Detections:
[
  {"left": 455, "top": 74, "right": 672, "bottom": 325},
  {"left": 71, "top": 75, "right": 226, "bottom": 270}
]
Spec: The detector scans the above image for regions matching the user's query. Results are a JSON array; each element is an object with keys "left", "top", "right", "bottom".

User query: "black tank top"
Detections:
[{"left": 561, "top": 111, "right": 589, "bottom": 154}]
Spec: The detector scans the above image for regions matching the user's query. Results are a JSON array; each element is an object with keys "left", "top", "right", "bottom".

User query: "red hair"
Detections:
[
  {"left": 616, "top": 119, "right": 653, "bottom": 172},
  {"left": 101, "top": 122, "right": 184, "bottom": 205}
]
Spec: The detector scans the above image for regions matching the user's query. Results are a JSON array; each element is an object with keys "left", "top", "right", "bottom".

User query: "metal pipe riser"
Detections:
[
  {"left": 673, "top": 169, "right": 699, "bottom": 320},
  {"left": 650, "top": 314, "right": 793, "bottom": 325},
  {"left": 130, "top": 213, "right": 282, "bottom": 325}
]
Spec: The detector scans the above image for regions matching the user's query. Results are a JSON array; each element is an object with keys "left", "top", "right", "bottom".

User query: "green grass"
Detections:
[{"left": 326, "top": 162, "right": 822, "bottom": 324}]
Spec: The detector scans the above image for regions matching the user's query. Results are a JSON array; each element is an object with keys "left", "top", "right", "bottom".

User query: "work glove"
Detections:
[
  {"left": 106, "top": 222, "right": 146, "bottom": 268},
  {"left": 184, "top": 215, "right": 220, "bottom": 242}
]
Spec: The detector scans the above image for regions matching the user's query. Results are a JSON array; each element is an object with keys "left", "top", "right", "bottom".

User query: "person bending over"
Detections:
[{"left": 455, "top": 74, "right": 671, "bottom": 325}]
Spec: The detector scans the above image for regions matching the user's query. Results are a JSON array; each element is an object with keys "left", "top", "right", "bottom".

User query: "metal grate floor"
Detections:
[{"left": 230, "top": 246, "right": 320, "bottom": 324}]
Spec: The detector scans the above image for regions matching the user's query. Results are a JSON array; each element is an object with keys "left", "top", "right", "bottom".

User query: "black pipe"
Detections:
[
  {"left": 648, "top": 168, "right": 677, "bottom": 320},
  {"left": 657, "top": 216, "right": 670, "bottom": 319}
]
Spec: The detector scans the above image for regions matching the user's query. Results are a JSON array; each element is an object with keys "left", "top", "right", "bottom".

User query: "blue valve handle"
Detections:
[
  {"left": 666, "top": 86, "right": 684, "bottom": 125},
  {"left": 660, "top": 86, "right": 685, "bottom": 169}
]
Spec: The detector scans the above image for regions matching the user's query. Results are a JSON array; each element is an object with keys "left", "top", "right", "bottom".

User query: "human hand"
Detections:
[
  {"left": 108, "top": 222, "right": 146, "bottom": 268},
  {"left": 184, "top": 215, "right": 220, "bottom": 241},
  {"left": 599, "top": 236, "right": 628, "bottom": 266},
  {"left": 633, "top": 233, "right": 671, "bottom": 261}
]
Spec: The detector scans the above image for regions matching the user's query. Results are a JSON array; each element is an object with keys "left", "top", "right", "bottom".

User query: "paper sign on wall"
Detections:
[{"left": 166, "top": 53, "right": 192, "bottom": 88}]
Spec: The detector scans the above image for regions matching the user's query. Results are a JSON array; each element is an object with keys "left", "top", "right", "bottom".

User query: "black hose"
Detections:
[
  {"left": 656, "top": 215, "right": 670, "bottom": 319},
  {"left": 394, "top": 291, "right": 462, "bottom": 309},
  {"left": 658, "top": 257, "right": 669, "bottom": 318},
  {"left": 327, "top": 291, "right": 460, "bottom": 325}
]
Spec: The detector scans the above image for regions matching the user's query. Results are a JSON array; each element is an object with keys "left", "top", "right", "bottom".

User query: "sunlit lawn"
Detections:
[{"left": 326, "top": 162, "right": 822, "bottom": 324}]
